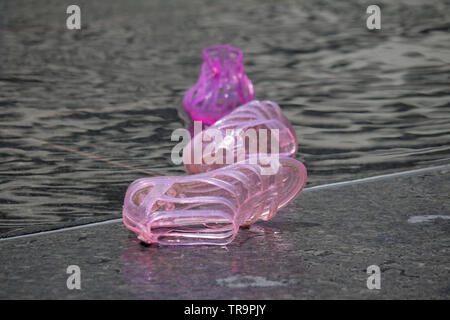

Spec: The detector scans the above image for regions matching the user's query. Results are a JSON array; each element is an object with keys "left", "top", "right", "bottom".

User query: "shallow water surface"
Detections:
[{"left": 0, "top": 0, "right": 449, "bottom": 236}]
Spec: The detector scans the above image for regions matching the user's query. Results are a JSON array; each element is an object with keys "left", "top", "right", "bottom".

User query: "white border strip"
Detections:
[
  {"left": 1, "top": 164, "right": 449, "bottom": 242},
  {"left": 0, "top": 218, "right": 123, "bottom": 242},
  {"left": 303, "top": 163, "right": 450, "bottom": 192}
]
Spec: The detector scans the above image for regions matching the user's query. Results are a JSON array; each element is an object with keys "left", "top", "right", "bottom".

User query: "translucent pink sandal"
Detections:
[
  {"left": 183, "top": 45, "right": 255, "bottom": 124},
  {"left": 123, "top": 156, "right": 307, "bottom": 246},
  {"left": 183, "top": 100, "right": 298, "bottom": 174}
]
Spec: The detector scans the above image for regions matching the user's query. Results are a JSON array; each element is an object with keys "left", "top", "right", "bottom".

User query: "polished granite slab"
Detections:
[{"left": 1, "top": 165, "right": 449, "bottom": 299}]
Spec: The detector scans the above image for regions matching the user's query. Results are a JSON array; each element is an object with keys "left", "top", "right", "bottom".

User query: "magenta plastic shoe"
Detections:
[
  {"left": 183, "top": 45, "right": 255, "bottom": 124},
  {"left": 183, "top": 100, "right": 298, "bottom": 174},
  {"left": 123, "top": 156, "right": 307, "bottom": 246}
]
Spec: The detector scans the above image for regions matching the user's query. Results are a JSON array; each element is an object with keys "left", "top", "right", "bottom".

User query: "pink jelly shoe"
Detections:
[
  {"left": 183, "top": 45, "right": 255, "bottom": 124},
  {"left": 123, "top": 156, "right": 307, "bottom": 246},
  {"left": 183, "top": 100, "right": 298, "bottom": 174}
]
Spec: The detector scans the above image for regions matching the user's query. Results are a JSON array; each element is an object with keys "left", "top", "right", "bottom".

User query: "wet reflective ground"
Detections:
[
  {"left": 0, "top": 0, "right": 449, "bottom": 236},
  {"left": 1, "top": 167, "right": 449, "bottom": 299}
]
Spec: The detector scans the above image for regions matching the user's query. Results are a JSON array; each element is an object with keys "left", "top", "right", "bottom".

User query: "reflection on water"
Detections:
[
  {"left": 0, "top": 0, "right": 449, "bottom": 236},
  {"left": 120, "top": 224, "right": 307, "bottom": 298}
]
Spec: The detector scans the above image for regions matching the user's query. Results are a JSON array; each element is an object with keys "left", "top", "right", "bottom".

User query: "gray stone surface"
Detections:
[{"left": 0, "top": 166, "right": 449, "bottom": 299}]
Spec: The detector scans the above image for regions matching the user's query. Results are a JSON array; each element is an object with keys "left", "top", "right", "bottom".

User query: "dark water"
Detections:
[{"left": 0, "top": 0, "right": 449, "bottom": 237}]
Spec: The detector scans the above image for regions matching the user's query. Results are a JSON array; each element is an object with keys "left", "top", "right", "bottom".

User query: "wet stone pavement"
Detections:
[{"left": 1, "top": 166, "right": 449, "bottom": 299}]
